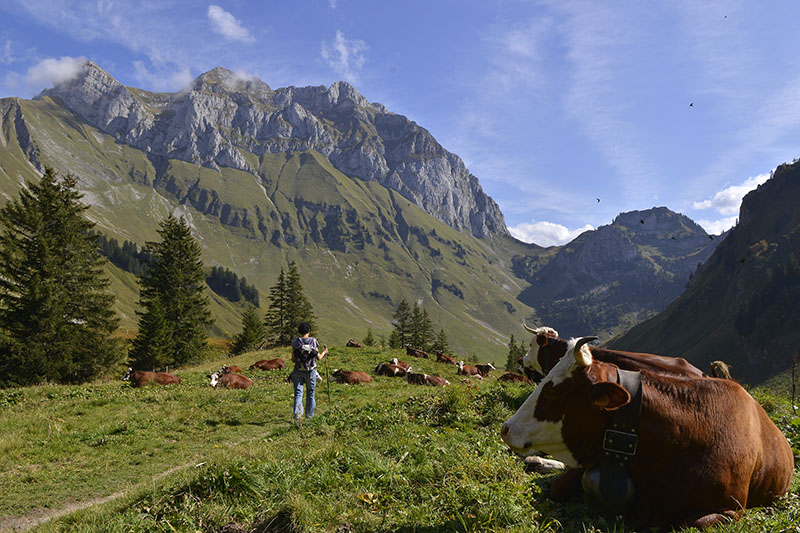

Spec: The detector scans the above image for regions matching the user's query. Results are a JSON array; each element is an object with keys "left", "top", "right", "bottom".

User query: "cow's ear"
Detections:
[{"left": 590, "top": 382, "right": 631, "bottom": 411}]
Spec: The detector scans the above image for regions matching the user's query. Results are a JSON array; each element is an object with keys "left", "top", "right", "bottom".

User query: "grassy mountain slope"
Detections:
[
  {"left": 609, "top": 161, "right": 800, "bottom": 383},
  {"left": 1, "top": 346, "right": 797, "bottom": 532},
  {"left": 0, "top": 96, "right": 537, "bottom": 361}
]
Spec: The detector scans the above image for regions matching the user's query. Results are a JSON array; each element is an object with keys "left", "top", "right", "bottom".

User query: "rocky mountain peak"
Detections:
[
  {"left": 191, "top": 67, "right": 272, "bottom": 96},
  {"left": 34, "top": 63, "right": 507, "bottom": 238}
]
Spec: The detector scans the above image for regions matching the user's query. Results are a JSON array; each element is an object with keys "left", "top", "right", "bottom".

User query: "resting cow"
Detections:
[
  {"left": 332, "top": 369, "right": 372, "bottom": 384},
  {"left": 521, "top": 323, "right": 705, "bottom": 380},
  {"left": 501, "top": 337, "right": 793, "bottom": 530},
  {"left": 220, "top": 365, "right": 242, "bottom": 374},
  {"left": 436, "top": 352, "right": 458, "bottom": 365},
  {"left": 346, "top": 339, "right": 363, "bottom": 348},
  {"left": 497, "top": 372, "right": 531, "bottom": 384},
  {"left": 122, "top": 367, "right": 181, "bottom": 387},
  {"left": 249, "top": 357, "right": 285, "bottom": 371},
  {"left": 210, "top": 370, "right": 254, "bottom": 389},
  {"left": 375, "top": 362, "right": 408, "bottom": 377},
  {"left": 475, "top": 363, "right": 496, "bottom": 377},
  {"left": 405, "top": 372, "right": 450, "bottom": 386},
  {"left": 457, "top": 361, "right": 481, "bottom": 377},
  {"left": 390, "top": 358, "right": 412, "bottom": 372},
  {"left": 405, "top": 345, "right": 429, "bottom": 358}
]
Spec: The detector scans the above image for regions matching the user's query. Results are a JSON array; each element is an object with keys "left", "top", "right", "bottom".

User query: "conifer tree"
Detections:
[
  {"left": 362, "top": 328, "right": 376, "bottom": 347},
  {"left": 232, "top": 305, "right": 266, "bottom": 355},
  {"left": 264, "top": 267, "right": 288, "bottom": 346},
  {"left": 506, "top": 334, "right": 520, "bottom": 371},
  {"left": 391, "top": 299, "right": 411, "bottom": 348},
  {"left": 131, "top": 215, "right": 212, "bottom": 367},
  {"left": 409, "top": 303, "right": 434, "bottom": 349},
  {"left": 265, "top": 262, "right": 315, "bottom": 345},
  {"left": 129, "top": 296, "right": 172, "bottom": 370},
  {"left": 431, "top": 327, "right": 449, "bottom": 355},
  {"left": 285, "top": 261, "right": 315, "bottom": 337},
  {"left": 0, "top": 168, "right": 121, "bottom": 385}
]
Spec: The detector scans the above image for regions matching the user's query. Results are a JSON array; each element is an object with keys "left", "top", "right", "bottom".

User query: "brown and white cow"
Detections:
[
  {"left": 475, "top": 363, "right": 496, "bottom": 377},
  {"left": 501, "top": 337, "right": 794, "bottom": 529},
  {"left": 457, "top": 361, "right": 481, "bottom": 377},
  {"left": 332, "top": 369, "right": 372, "bottom": 384},
  {"left": 521, "top": 324, "right": 705, "bottom": 380},
  {"left": 210, "top": 370, "right": 254, "bottom": 389},
  {"left": 122, "top": 367, "right": 181, "bottom": 387},
  {"left": 405, "top": 345, "right": 429, "bottom": 358},
  {"left": 390, "top": 358, "right": 412, "bottom": 372},
  {"left": 346, "top": 339, "right": 363, "bottom": 348},
  {"left": 436, "top": 351, "right": 458, "bottom": 365},
  {"left": 220, "top": 365, "right": 243, "bottom": 374},
  {"left": 375, "top": 362, "right": 408, "bottom": 377},
  {"left": 249, "top": 357, "right": 285, "bottom": 371},
  {"left": 497, "top": 372, "right": 531, "bottom": 384},
  {"left": 405, "top": 372, "right": 449, "bottom": 386}
]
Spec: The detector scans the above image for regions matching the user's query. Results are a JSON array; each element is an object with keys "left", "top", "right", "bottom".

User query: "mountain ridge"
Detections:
[{"left": 38, "top": 61, "right": 506, "bottom": 239}]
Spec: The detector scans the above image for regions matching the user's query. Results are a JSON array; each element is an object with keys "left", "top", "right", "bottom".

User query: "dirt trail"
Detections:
[{"left": 0, "top": 463, "right": 188, "bottom": 531}]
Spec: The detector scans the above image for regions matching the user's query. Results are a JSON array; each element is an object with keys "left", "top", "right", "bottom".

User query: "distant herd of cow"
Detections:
[{"left": 121, "top": 325, "right": 796, "bottom": 530}]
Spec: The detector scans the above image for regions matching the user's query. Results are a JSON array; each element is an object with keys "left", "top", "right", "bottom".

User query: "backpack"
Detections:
[{"left": 293, "top": 337, "right": 317, "bottom": 370}]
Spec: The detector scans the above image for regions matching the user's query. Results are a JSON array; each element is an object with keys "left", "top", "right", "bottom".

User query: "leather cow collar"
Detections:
[{"left": 582, "top": 368, "right": 643, "bottom": 517}]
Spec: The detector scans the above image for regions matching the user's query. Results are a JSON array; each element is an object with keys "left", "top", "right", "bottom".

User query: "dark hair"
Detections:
[{"left": 298, "top": 322, "right": 312, "bottom": 335}]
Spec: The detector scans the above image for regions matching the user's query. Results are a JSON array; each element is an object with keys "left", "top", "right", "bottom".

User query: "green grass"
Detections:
[{"left": 0, "top": 346, "right": 798, "bottom": 532}]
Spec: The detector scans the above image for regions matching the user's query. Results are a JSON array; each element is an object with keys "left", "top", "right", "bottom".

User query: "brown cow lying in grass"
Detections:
[
  {"left": 390, "top": 358, "right": 412, "bottom": 372},
  {"left": 475, "top": 363, "right": 496, "bottom": 377},
  {"left": 122, "top": 367, "right": 181, "bottom": 387},
  {"left": 436, "top": 352, "right": 458, "bottom": 365},
  {"left": 221, "top": 364, "right": 243, "bottom": 373},
  {"left": 249, "top": 358, "right": 285, "bottom": 371},
  {"left": 210, "top": 370, "right": 253, "bottom": 389},
  {"left": 346, "top": 339, "right": 363, "bottom": 348},
  {"left": 375, "top": 362, "right": 408, "bottom": 377},
  {"left": 497, "top": 372, "right": 531, "bottom": 384},
  {"left": 457, "top": 361, "right": 482, "bottom": 378},
  {"left": 332, "top": 369, "right": 372, "bottom": 384},
  {"left": 405, "top": 372, "right": 450, "bottom": 386}
]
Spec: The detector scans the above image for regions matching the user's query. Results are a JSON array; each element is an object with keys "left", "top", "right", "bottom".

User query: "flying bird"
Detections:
[
  {"left": 596, "top": 198, "right": 600, "bottom": 203},
  {"left": 640, "top": 219, "right": 645, "bottom": 224},
  {"left": 689, "top": 103, "right": 694, "bottom": 107}
]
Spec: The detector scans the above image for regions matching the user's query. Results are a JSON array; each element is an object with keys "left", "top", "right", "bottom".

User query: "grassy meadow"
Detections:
[{"left": 0, "top": 345, "right": 798, "bottom": 532}]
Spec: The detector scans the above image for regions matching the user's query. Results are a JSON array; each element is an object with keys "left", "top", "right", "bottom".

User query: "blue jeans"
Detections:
[{"left": 292, "top": 369, "right": 316, "bottom": 419}]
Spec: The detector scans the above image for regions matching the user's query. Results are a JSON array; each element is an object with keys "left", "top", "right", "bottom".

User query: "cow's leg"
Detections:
[
  {"left": 686, "top": 510, "right": 740, "bottom": 529},
  {"left": 548, "top": 467, "right": 585, "bottom": 501}
]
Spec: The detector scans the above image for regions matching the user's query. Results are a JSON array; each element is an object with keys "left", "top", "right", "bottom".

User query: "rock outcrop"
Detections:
[{"left": 39, "top": 62, "right": 507, "bottom": 238}]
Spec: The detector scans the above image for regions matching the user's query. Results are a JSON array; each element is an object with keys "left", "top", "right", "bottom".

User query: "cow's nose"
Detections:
[{"left": 501, "top": 423, "right": 511, "bottom": 442}]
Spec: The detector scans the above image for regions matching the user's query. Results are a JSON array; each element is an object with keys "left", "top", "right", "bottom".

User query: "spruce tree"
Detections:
[
  {"left": 264, "top": 267, "right": 288, "bottom": 346},
  {"left": 232, "top": 305, "right": 266, "bottom": 355},
  {"left": 265, "top": 262, "right": 315, "bottom": 346},
  {"left": 0, "top": 168, "right": 121, "bottom": 386},
  {"left": 391, "top": 299, "right": 411, "bottom": 348},
  {"left": 131, "top": 215, "right": 212, "bottom": 367},
  {"left": 285, "top": 261, "right": 315, "bottom": 339},
  {"left": 362, "top": 328, "right": 376, "bottom": 347},
  {"left": 129, "top": 296, "right": 172, "bottom": 370},
  {"left": 431, "top": 327, "right": 450, "bottom": 355}
]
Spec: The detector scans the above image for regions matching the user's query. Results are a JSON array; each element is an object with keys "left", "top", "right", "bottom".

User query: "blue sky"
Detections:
[{"left": 1, "top": 1, "right": 799, "bottom": 246}]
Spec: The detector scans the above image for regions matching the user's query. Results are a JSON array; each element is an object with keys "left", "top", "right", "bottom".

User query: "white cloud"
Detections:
[
  {"left": 207, "top": 5, "right": 255, "bottom": 43},
  {"left": 692, "top": 173, "right": 769, "bottom": 215},
  {"left": 321, "top": 30, "right": 368, "bottom": 83},
  {"left": 695, "top": 216, "right": 737, "bottom": 236},
  {"left": 329, "top": 0, "right": 338, "bottom": 8},
  {"left": 0, "top": 40, "right": 12, "bottom": 64},
  {"left": 23, "top": 56, "right": 87, "bottom": 91},
  {"left": 509, "top": 221, "right": 594, "bottom": 247}
]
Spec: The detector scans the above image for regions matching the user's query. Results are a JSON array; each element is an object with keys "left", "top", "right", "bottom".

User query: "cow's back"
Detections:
[{"left": 629, "top": 376, "right": 793, "bottom": 527}]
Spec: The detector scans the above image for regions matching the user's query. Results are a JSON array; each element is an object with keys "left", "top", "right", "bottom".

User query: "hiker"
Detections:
[{"left": 290, "top": 322, "right": 328, "bottom": 420}]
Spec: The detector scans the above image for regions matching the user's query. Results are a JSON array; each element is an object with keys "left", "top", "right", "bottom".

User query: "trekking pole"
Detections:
[{"left": 324, "top": 344, "right": 331, "bottom": 407}]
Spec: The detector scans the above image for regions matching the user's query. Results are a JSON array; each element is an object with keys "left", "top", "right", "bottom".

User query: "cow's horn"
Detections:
[
  {"left": 573, "top": 336, "right": 599, "bottom": 367},
  {"left": 522, "top": 318, "right": 538, "bottom": 334}
]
